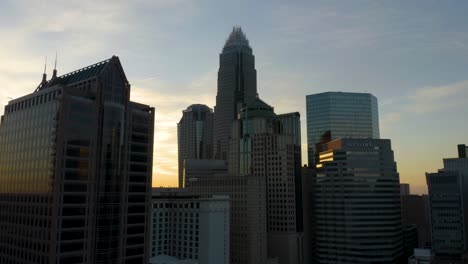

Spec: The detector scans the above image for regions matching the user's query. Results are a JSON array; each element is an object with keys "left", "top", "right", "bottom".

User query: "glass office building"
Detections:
[
  {"left": 306, "top": 92, "right": 379, "bottom": 165},
  {"left": 177, "top": 104, "right": 213, "bottom": 187},
  {"left": 0, "top": 56, "right": 154, "bottom": 264}
]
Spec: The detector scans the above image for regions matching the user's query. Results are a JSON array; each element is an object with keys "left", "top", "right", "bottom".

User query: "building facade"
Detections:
[
  {"left": 150, "top": 188, "right": 229, "bottom": 264},
  {"left": 0, "top": 57, "right": 154, "bottom": 264},
  {"left": 301, "top": 166, "right": 315, "bottom": 264},
  {"left": 214, "top": 26, "right": 257, "bottom": 160},
  {"left": 177, "top": 104, "right": 213, "bottom": 187},
  {"left": 314, "top": 138, "right": 403, "bottom": 263},
  {"left": 229, "top": 98, "right": 303, "bottom": 264},
  {"left": 426, "top": 145, "right": 468, "bottom": 259},
  {"left": 408, "top": 249, "right": 434, "bottom": 264},
  {"left": 401, "top": 194, "right": 431, "bottom": 247},
  {"left": 401, "top": 183, "right": 411, "bottom": 195},
  {"left": 306, "top": 92, "right": 379, "bottom": 165},
  {"left": 427, "top": 170, "right": 466, "bottom": 257},
  {"left": 184, "top": 159, "right": 268, "bottom": 264}
]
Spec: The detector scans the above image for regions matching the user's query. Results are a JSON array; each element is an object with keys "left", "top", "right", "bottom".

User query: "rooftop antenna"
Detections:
[
  {"left": 52, "top": 51, "right": 57, "bottom": 78},
  {"left": 41, "top": 56, "right": 48, "bottom": 85}
]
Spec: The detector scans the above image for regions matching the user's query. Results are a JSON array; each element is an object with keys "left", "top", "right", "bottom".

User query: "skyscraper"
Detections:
[
  {"left": 229, "top": 98, "right": 303, "bottom": 264},
  {"left": 426, "top": 144, "right": 468, "bottom": 259},
  {"left": 314, "top": 138, "right": 403, "bottom": 263},
  {"left": 306, "top": 92, "right": 379, "bottom": 165},
  {"left": 177, "top": 104, "right": 213, "bottom": 187},
  {"left": 0, "top": 56, "right": 154, "bottom": 264},
  {"left": 214, "top": 26, "right": 257, "bottom": 160}
]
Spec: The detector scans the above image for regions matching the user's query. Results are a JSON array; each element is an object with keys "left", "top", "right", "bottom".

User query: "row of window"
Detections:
[{"left": 5, "top": 89, "right": 61, "bottom": 114}]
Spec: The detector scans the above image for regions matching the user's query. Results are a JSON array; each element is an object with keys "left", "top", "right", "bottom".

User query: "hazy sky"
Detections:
[{"left": 1, "top": 0, "right": 467, "bottom": 194}]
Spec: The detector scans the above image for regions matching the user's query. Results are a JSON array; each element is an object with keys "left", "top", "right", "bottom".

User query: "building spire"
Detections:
[
  {"left": 52, "top": 52, "right": 58, "bottom": 78},
  {"left": 41, "top": 56, "right": 48, "bottom": 85},
  {"left": 223, "top": 26, "right": 250, "bottom": 50}
]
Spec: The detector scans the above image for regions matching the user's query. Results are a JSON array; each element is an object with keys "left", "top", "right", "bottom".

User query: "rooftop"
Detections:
[
  {"left": 223, "top": 26, "right": 251, "bottom": 52},
  {"left": 35, "top": 56, "right": 127, "bottom": 92}
]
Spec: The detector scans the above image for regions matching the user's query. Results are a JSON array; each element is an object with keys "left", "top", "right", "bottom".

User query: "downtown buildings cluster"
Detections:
[{"left": 0, "top": 27, "right": 466, "bottom": 264}]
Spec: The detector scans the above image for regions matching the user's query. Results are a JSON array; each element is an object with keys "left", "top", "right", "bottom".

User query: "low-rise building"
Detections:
[{"left": 150, "top": 188, "right": 230, "bottom": 264}]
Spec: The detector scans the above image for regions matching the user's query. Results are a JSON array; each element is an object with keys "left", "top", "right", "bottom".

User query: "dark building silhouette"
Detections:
[
  {"left": 401, "top": 194, "right": 431, "bottom": 247},
  {"left": 458, "top": 144, "right": 467, "bottom": 158},
  {"left": 184, "top": 159, "right": 268, "bottom": 264},
  {"left": 301, "top": 165, "right": 315, "bottom": 264},
  {"left": 314, "top": 139, "right": 403, "bottom": 263},
  {"left": 214, "top": 26, "right": 257, "bottom": 160},
  {"left": 426, "top": 145, "right": 468, "bottom": 259},
  {"left": 0, "top": 56, "right": 154, "bottom": 264},
  {"left": 177, "top": 104, "right": 213, "bottom": 187},
  {"left": 228, "top": 98, "right": 303, "bottom": 264}
]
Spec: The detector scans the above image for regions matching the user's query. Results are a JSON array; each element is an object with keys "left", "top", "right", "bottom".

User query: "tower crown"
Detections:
[{"left": 223, "top": 26, "right": 251, "bottom": 52}]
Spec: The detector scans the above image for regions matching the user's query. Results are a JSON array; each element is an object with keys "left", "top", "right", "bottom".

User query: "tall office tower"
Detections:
[
  {"left": 0, "top": 56, "right": 154, "bottom": 264},
  {"left": 213, "top": 26, "right": 257, "bottom": 160},
  {"left": 426, "top": 144, "right": 468, "bottom": 259},
  {"left": 177, "top": 104, "right": 214, "bottom": 187},
  {"left": 314, "top": 138, "right": 403, "bottom": 263},
  {"left": 306, "top": 92, "right": 379, "bottom": 165},
  {"left": 150, "top": 188, "right": 230, "bottom": 264},
  {"left": 229, "top": 98, "right": 303, "bottom": 264},
  {"left": 184, "top": 159, "right": 268, "bottom": 264}
]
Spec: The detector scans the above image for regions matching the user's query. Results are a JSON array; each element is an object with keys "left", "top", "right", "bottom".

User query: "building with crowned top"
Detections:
[
  {"left": 214, "top": 26, "right": 257, "bottom": 161},
  {"left": 0, "top": 56, "right": 154, "bottom": 264}
]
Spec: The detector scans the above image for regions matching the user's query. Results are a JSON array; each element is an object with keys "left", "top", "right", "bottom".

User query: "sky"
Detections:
[{"left": 1, "top": 0, "right": 467, "bottom": 194}]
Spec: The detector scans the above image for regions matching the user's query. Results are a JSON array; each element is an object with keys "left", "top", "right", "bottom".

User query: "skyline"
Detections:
[{"left": 1, "top": 1, "right": 468, "bottom": 194}]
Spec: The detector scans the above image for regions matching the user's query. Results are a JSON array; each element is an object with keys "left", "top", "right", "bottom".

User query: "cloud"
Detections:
[
  {"left": 406, "top": 80, "right": 468, "bottom": 114},
  {"left": 0, "top": 0, "right": 200, "bottom": 187},
  {"left": 381, "top": 112, "right": 401, "bottom": 129}
]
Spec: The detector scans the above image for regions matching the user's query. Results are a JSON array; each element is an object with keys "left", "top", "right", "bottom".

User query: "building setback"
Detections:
[
  {"left": 150, "top": 188, "right": 229, "bottom": 264},
  {"left": 314, "top": 138, "right": 403, "bottom": 263},
  {"left": 214, "top": 26, "right": 257, "bottom": 161},
  {"left": 0, "top": 56, "right": 154, "bottom": 264},
  {"left": 177, "top": 104, "right": 213, "bottom": 187},
  {"left": 306, "top": 92, "right": 379, "bottom": 165}
]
